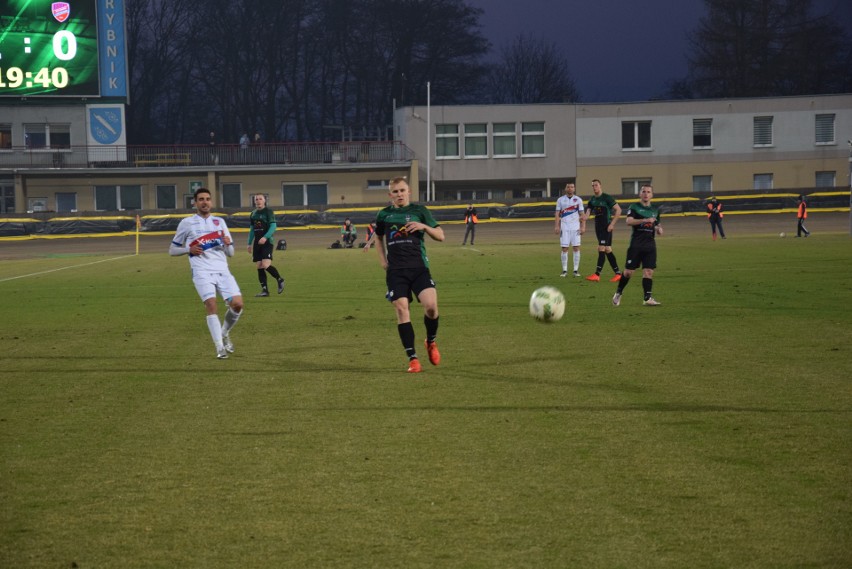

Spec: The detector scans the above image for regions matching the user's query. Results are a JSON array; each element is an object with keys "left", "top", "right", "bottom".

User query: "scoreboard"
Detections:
[{"left": 0, "top": 0, "right": 127, "bottom": 98}]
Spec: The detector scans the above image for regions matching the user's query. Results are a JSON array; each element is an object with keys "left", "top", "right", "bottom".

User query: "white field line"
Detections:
[{"left": 0, "top": 254, "right": 136, "bottom": 283}]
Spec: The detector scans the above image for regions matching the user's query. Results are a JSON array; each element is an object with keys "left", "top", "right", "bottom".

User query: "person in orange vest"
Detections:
[
  {"left": 462, "top": 203, "right": 478, "bottom": 245},
  {"left": 362, "top": 221, "right": 377, "bottom": 251},
  {"left": 706, "top": 197, "right": 726, "bottom": 240},
  {"left": 796, "top": 195, "right": 810, "bottom": 237}
]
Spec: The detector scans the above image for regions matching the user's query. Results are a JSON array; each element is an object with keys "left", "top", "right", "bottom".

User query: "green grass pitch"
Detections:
[{"left": 1, "top": 224, "right": 851, "bottom": 568}]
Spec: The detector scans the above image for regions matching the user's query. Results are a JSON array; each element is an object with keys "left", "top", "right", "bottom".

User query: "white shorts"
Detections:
[
  {"left": 560, "top": 227, "right": 582, "bottom": 248},
  {"left": 192, "top": 271, "right": 242, "bottom": 302}
]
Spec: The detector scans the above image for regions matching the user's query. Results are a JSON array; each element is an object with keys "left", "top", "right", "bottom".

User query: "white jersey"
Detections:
[
  {"left": 556, "top": 195, "right": 584, "bottom": 230},
  {"left": 172, "top": 214, "right": 234, "bottom": 273}
]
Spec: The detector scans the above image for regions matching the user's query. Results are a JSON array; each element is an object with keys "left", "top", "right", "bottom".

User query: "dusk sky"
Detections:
[{"left": 466, "top": 0, "right": 707, "bottom": 103}]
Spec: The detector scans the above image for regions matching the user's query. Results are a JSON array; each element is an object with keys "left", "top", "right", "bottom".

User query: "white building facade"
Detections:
[{"left": 394, "top": 94, "right": 852, "bottom": 200}]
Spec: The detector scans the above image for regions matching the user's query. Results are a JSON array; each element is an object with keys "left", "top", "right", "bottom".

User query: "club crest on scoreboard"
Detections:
[{"left": 52, "top": 2, "right": 71, "bottom": 23}]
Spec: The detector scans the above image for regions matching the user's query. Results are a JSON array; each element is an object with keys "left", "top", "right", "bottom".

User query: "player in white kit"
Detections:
[
  {"left": 169, "top": 187, "right": 244, "bottom": 359},
  {"left": 554, "top": 182, "right": 586, "bottom": 277}
]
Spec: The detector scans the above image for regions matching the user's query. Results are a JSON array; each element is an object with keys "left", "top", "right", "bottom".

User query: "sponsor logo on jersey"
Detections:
[{"left": 190, "top": 231, "right": 224, "bottom": 252}]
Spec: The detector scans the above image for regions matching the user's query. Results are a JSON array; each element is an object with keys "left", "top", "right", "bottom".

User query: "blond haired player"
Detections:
[{"left": 374, "top": 177, "right": 444, "bottom": 373}]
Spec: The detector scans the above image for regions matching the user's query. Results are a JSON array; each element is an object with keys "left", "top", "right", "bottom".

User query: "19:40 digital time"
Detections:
[{"left": 0, "top": 67, "right": 70, "bottom": 89}]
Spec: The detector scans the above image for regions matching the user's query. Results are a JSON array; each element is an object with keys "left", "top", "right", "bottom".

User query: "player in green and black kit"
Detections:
[
  {"left": 612, "top": 184, "right": 663, "bottom": 307},
  {"left": 583, "top": 179, "right": 622, "bottom": 282},
  {"left": 375, "top": 177, "right": 445, "bottom": 373},
  {"left": 247, "top": 194, "right": 285, "bottom": 297}
]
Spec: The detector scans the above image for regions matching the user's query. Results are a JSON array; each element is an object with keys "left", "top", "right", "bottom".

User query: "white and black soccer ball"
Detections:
[{"left": 529, "top": 286, "right": 566, "bottom": 323}]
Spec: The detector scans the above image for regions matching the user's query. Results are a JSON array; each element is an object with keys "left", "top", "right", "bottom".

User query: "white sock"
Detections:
[
  {"left": 561, "top": 252, "right": 568, "bottom": 271},
  {"left": 221, "top": 307, "right": 242, "bottom": 337},
  {"left": 573, "top": 251, "right": 581, "bottom": 272},
  {"left": 207, "top": 314, "right": 224, "bottom": 349}
]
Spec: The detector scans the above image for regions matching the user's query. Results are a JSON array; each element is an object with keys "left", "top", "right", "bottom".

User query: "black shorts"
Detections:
[
  {"left": 624, "top": 244, "right": 657, "bottom": 270},
  {"left": 595, "top": 224, "right": 613, "bottom": 247},
  {"left": 386, "top": 267, "right": 435, "bottom": 303},
  {"left": 252, "top": 240, "right": 274, "bottom": 262}
]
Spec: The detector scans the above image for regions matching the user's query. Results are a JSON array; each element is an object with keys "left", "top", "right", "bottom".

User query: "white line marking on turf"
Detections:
[{"left": 0, "top": 254, "right": 136, "bottom": 283}]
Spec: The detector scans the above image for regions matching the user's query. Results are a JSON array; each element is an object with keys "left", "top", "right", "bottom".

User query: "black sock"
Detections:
[
  {"left": 607, "top": 252, "right": 620, "bottom": 273},
  {"left": 257, "top": 269, "right": 268, "bottom": 289},
  {"left": 596, "top": 252, "right": 605, "bottom": 274},
  {"left": 398, "top": 322, "right": 416, "bottom": 359},
  {"left": 424, "top": 315, "right": 439, "bottom": 343},
  {"left": 617, "top": 275, "right": 630, "bottom": 293},
  {"left": 642, "top": 278, "right": 653, "bottom": 300},
  {"left": 266, "top": 265, "right": 282, "bottom": 281}
]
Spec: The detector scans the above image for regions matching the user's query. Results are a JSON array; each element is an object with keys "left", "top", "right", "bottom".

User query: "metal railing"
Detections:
[{"left": 0, "top": 140, "right": 414, "bottom": 169}]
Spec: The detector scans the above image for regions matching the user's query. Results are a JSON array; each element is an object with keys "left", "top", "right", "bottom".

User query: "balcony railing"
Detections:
[{"left": 0, "top": 140, "right": 414, "bottom": 169}]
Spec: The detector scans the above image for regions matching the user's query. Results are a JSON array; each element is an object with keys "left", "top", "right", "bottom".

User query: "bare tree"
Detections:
[
  {"left": 126, "top": 0, "right": 490, "bottom": 143},
  {"left": 125, "top": 0, "right": 203, "bottom": 143},
  {"left": 486, "top": 34, "right": 579, "bottom": 104},
  {"left": 675, "top": 0, "right": 852, "bottom": 98}
]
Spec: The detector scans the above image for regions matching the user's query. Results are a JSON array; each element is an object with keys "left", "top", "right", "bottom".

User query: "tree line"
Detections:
[{"left": 125, "top": 0, "right": 851, "bottom": 145}]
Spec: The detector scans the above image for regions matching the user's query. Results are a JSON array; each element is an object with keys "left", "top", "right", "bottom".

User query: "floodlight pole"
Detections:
[
  {"left": 848, "top": 143, "right": 851, "bottom": 236},
  {"left": 426, "top": 81, "right": 431, "bottom": 202}
]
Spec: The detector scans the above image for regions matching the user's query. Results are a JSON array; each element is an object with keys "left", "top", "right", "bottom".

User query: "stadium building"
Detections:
[{"left": 395, "top": 95, "right": 852, "bottom": 201}]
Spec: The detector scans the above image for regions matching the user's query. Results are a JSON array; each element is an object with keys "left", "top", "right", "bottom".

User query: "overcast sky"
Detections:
[
  {"left": 466, "top": 0, "right": 707, "bottom": 102},
  {"left": 467, "top": 0, "right": 852, "bottom": 103}
]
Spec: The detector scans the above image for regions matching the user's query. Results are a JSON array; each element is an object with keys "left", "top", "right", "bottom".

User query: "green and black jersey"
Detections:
[
  {"left": 248, "top": 207, "right": 277, "bottom": 245},
  {"left": 587, "top": 193, "right": 619, "bottom": 228},
  {"left": 376, "top": 204, "right": 440, "bottom": 269},
  {"left": 626, "top": 202, "right": 660, "bottom": 248}
]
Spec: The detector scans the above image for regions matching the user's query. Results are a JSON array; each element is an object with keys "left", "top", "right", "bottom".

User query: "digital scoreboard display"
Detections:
[{"left": 0, "top": 0, "right": 100, "bottom": 97}]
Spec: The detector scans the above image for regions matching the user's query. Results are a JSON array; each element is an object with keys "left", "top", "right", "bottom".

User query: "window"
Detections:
[
  {"left": 454, "top": 189, "right": 494, "bottom": 201},
  {"left": 56, "top": 192, "right": 77, "bottom": 212},
  {"left": 95, "top": 186, "right": 115, "bottom": 210},
  {"left": 156, "top": 185, "right": 177, "bottom": 209},
  {"left": 0, "top": 180, "right": 14, "bottom": 213},
  {"left": 753, "top": 116, "right": 773, "bottom": 147},
  {"left": 815, "top": 114, "right": 835, "bottom": 145},
  {"left": 622, "top": 121, "right": 651, "bottom": 150},
  {"left": 24, "top": 123, "right": 71, "bottom": 150},
  {"left": 815, "top": 171, "right": 836, "bottom": 187},
  {"left": 493, "top": 122, "right": 516, "bottom": 156},
  {"left": 222, "top": 183, "right": 241, "bottom": 208},
  {"left": 0, "top": 124, "right": 11, "bottom": 150},
  {"left": 521, "top": 122, "right": 545, "bottom": 156},
  {"left": 693, "top": 119, "right": 712, "bottom": 148},
  {"left": 120, "top": 186, "right": 142, "bottom": 210},
  {"left": 435, "top": 124, "right": 459, "bottom": 158},
  {"left": 283, "top": 183, "right": 328, "bottom": 206},
  {"left": 464, "top": 123, "right": 487, "bottom": 158},
  {"left": 753, "top": 173, "right": 773, "bottom": 189},
  {"left": 692, "top": 175, "right": 712, "bottom": 193},
  {"left": 512, "top": 187, "right": 546, "bottom": 199},
  {"left": 367, "top": 179, "right": 389, "bottom": 190},
  {"left": 94, "top": 185, "right": 142, "bottom": 211},
  {"left": 621, "top": 178, "right": 652, "bottom": 195}
]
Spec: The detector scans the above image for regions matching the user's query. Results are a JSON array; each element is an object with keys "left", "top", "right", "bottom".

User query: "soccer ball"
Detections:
[
  {"left": 529, "top": 286, "right": 565, "bottom": 323},
  {"left": 779, "top": 232, "right": 786, "bottom": 238}
]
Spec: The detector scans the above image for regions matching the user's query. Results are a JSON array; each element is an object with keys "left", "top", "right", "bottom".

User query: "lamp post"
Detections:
[
  {"left": 848, "top": 140, "right": 851, "bottom": 236},
  {"left": 426, "top": 81, "right": 431, "bottom": 202}
]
